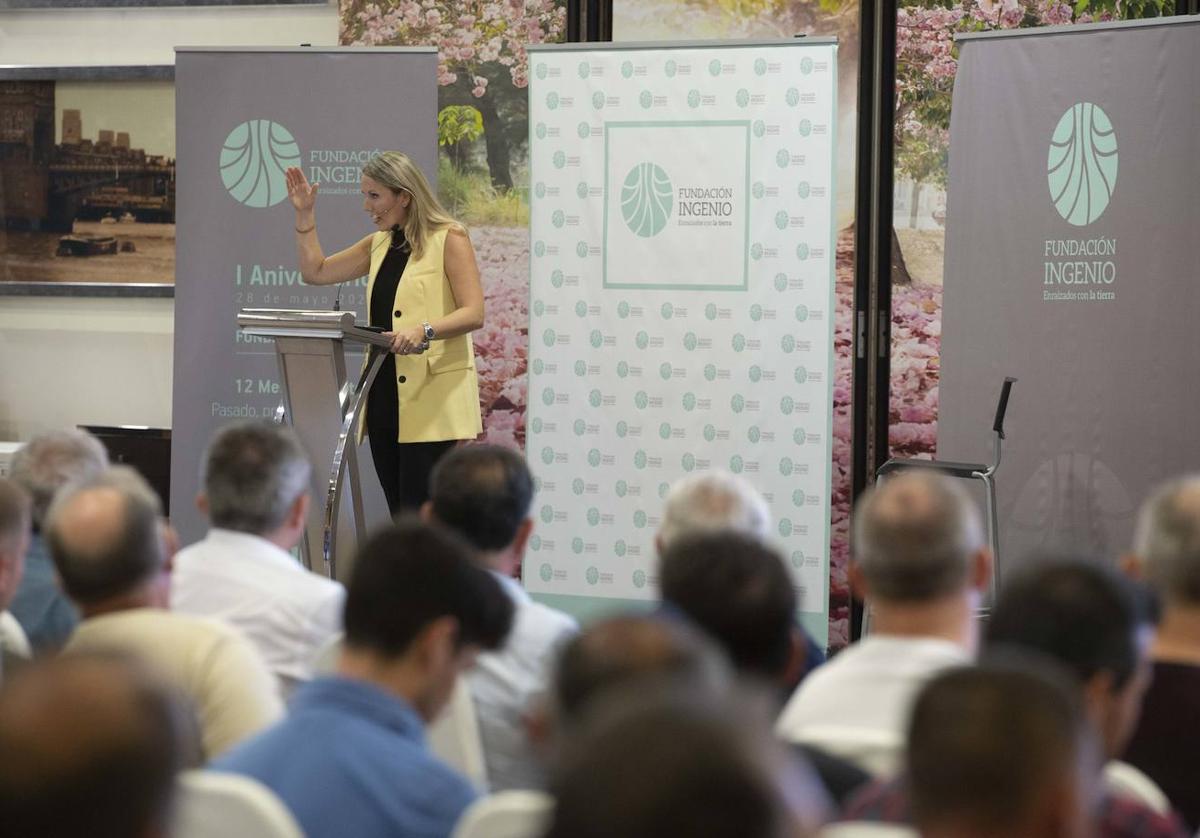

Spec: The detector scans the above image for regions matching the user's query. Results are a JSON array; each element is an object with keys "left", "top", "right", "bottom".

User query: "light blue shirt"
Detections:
[
  {"left": 9, "top": 533, "right": 79, "bottom": 654},
  {"left": 215, "top": 676, "right": 477, "bottom": 838}
]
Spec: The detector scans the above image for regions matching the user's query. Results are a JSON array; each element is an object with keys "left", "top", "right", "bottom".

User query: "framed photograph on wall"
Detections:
[{"left": 0, "top": 65, "right": 175, "bottom": 289}]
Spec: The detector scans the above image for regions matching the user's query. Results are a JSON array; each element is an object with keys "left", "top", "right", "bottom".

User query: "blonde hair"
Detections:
[{"left": 362, "top": 151, "right": 461, "bottom": 261}]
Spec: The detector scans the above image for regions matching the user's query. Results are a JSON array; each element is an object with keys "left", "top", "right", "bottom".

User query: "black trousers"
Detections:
[{"left": 367, "top": 430, "right": 457, "bottom": 517}]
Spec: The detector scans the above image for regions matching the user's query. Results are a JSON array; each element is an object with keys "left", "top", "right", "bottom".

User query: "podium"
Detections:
[{"left": 237, "top": 309, "right": 392, "bottom": 583}]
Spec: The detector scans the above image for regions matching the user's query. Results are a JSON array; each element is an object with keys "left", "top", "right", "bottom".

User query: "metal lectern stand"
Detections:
[{"left": 237, "top": 309, "right": 393, "bottom": 583}]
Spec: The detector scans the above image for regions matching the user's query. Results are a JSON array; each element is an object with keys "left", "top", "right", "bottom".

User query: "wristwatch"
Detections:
[{"left": 422, "top": 322, "right": 436, "bottom": 342}]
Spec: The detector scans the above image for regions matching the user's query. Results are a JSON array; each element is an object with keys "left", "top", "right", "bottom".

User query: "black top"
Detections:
[
  {"left": 366, "top": 229, "right": 410, "bottom": 432},
  {"left": 1122, "top": 660, "right": 1200, "bottom": 831}
]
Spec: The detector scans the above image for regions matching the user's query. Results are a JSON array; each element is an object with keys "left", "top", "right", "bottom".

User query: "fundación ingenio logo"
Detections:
[
  {"left": 1047, "top": 102, "right": 1118, "bottom": 226},
  {"left": 621, "top": 162, "right": 673, "bottom": 237},
  {"left": 220, "top": 120, "right": 302, "bottom": 208}
]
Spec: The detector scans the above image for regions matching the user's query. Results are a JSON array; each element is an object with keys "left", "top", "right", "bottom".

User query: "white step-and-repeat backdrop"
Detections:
[{"left": 525, "top": 39, "right": 838, "bottom": 644}]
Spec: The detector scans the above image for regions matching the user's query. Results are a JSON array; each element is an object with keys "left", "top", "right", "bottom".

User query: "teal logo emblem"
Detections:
[
  {"left": 795, "top": 366, "right": 808, "bottom": 384},
  {"left": 659, "top": 482, "right": 670, "bottom": 499},
  {"left": 751, "top": 243, "right": 764, "bottom": 261},
  {"left": 587, "top": 507, "right": 600, "bottom": 526},
  {"left": 795, "top": 304, "right": 809, "bottom": 322},
  {"left": 622, "top": 60, "right": 634, "bottom": 78},
  {"left": 749, "top": 365, "right": 762, "bottom": 382},
  {"left": 755, "top": 58, "right": 768, "bottom": 76},
  {"left": 732, "top": 333, "right": 746, "bottom": 352},
  {"left": 541, "top": 446, "right": 554, "bottom": 464},
  {"left": 748, "top": 426, "right": 761, "bottom": 444},
  {"left": 636, "top": 330, "right": 649, "bottom": 349},
  {"left": 801, "top": 56, "right": 814, "bottom": 74},
  {"left": 553, "top": 151, "right": 566, "bottom": 169},
  {"left": 799, "top": 119, "right": 812, "bottom": 137},
  {"left": 534, "top": 241, "right": 546, "bottom": 257},
  {"left": 775, "top": 211, "right": 789, "bottom": 230},
  {"left": 635, "top": 391, "right": 649, "bottom": 409},
  {"left": 578, "top": 61, "right": 590, "bottom": 79},
  {"left": 572, "top": 537, "right": 584, "bottom": 555},
  {"left": 616, "top": 539, "right": 628, "bottom": 557},
  {"left": 535, "top": 182, "right": 546, "bottom": 198},
  {"left": 688, "top": 89, "right": 701, "bottom": 109},
  {"left": 1048, "top": 102, "right": 1118, "bottom": 226},
  {"left": 791, "top": 550, "right": 804, "bottom": 568},
  {"left": 574, "top": 300, "right": 587, "bottom": 317},
  {"left": 659, "top": 362, "right": 672, "bottom": 380},
  {"left": 634, "top": 510, "right": 648, "bottom": 528},
  {"left": 682, "top": 392, "right": 697, "bottom": 411},
  {"left": 621, "top": 163, "right": 673, "bottom": 237},
  {"left": 659, "top": 422, "right": 672, "bottom": 440},
  {"left": 542, "top": 328, "right": 556, "bottom": 347},
  {"left": 540, "top": 504, "right": 554, "bottom": 523},
  {"left": 586, "top": 566, "right": 599, "bottom": 585},
  {"left": 736, "top": 88, "right": 750, "bottom": 108},
  {"left": 782, "top": 335, "right": 796, "bottom": 353},
  {"left": 536, "top": 123, "right": 547, "bottom": 140},
  {"left": 661, "top": 302, "right": 674, "bottom": 319},
  {"left": 731, "top": 394, "right": 745, "bottom": 413},
  {"left": 730, "top": 455, "right": 744, "bottom": 474},
  {"left": 578, "top": 123, "right": 591, "bottom": 140},
  {"left": 573, "top": 478, "right": 585, "bottom": 495},
  {"left": 753, "top": 120, "right": 766, "bottom": 138},
  {"left": 705, "top": 302, "right": 718, "bottom": 320},
  {"left": 793, "top": 489, "right": 806, "bottom": 508},
  {"left": 592, "top": 91, "right": 605, "bottom": 110},
  {"left": 634, "top": 450, "right": 648, "bottom": 469},
  {"left": 786, "top": 88, "right": 800, "bottom": 106},
  {"left": 780, "top": 456, "right": 794, "bottom": 476},
  {"left": 577, "top": 241, "right": 589, "bottom": 257},
  {"left": 616, "top": 420, "right": 629, "bottom": 438},
  {"left": 573, "top": 418, "right": 586, "bottom": 435},
  {"left": 590, "top": 329, "right": 603, "bottom": 349},
  {"left": 589, "top": 389, "right": 602, "bottom": 407},
  {"left": 533, "top": 300, "right": 545, "bottom": 317},
  {"left": 794, "top": 427, "right": 807, "bottom": 445},
  {"left": 588, "top": 448, "right": 602, "bottom": 467},
  {"left": 541, "top": 387, "right": 555, "bottom": 405},
  {"left": 617, "top": 361, "right": 629, "bottom": 379},
  {"left": 220, "top": 120, "right": 300, "bottom": 208},
  {"left": 776, "top": 149, "right": 790, "bottom": 168},
  {"left": 704, "top": 424, "right": 717, "bottom": 442},
  {"left": 752, "top": 181, "right": 765, "bottom": 199},
  {"left": 633, "top": 570, "right": 647, "bottom": 588},
  {"left": 531, "top": 416, "right": 543, "bottom": 432},
  {"left": 683, "top": 332, "right": 697, "bottom": 351},
  {"left": 798, "top": 181, "right": 811, "bottom": 199},
  {"left": 539, "top": 563, "right": 552, "bottom": 582},
  {"left": 618, "top": 301, "right": 631, "bottom": 318},
  {"left": 682, "top": 453, "right": 696, "bottom": 472},
  {"left": 665, "top": 59, "right": 677, "bottom": 78},
  {"left": 797, "top": 242, "right": 810, "bottom": 260},
  {"left": 704, "top": 363, "right": 717, "bottom": 381},
  {"left": 781, "top": 395, "right": 795, "bottom": 414},
  {"left": 708, "top": 59, "right": 722, "bottom": 76},
  {"left": 551, "top": 269, "right": 564, "bottom": 288},
  {"left": 640, "top": 90, "right": 653, "bottom": 109},
  {"left": 615, "top": 479, "right": 628, "bottom": 497},
  {"left": 775, "top": 273, "right": 789, "bottom": 292},
  {"left": 554, "top": 210, "right": 566, "bottom": 228},
  {"left": 536, "top": 63, "right": 548, "bottom": 80},
  {"left": 546, "top": 92, "right": 559, "bottom": 110},
  {"left": 751, "top": 304, "right": 764, "bottom": 321},
  {"left": 779, "top": 518, "right": 793, "bottom": 537}
]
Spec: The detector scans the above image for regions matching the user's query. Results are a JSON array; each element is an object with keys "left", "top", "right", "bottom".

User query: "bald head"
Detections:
[
  {"left": 1134, "top": 476, "right": 1200, "bottom": 605},
  {"left": 0, "top": 653, "right": 193, "bottom": 838},
  {"left": 45, "top": 466, "right": 164, "bottom": 608},
  {"left": 853, "top": 471, "right": 985, "bottom": 602},
  {"left": 554, "top": 615, "right": 729, "bottom": 729},
  {"left": 658, "top": 471, "right": 771, "bottom": 551}
]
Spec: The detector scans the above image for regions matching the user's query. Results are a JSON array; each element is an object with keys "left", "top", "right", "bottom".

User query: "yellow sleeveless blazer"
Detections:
[{"left": 357, "top": 227, "right": 482, "bottom": 444}]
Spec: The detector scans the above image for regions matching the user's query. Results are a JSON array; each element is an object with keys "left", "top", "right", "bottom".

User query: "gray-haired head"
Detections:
[
  {"left": 1133, "top": 476, "right": 1200, "bottom": 605},
  {"left": 9, "top": 430, "right": 108, "bottom": 529},
  {"left": 45, "top": 466, "right": 164, "bottom": 607},
  {"left": 852, "top": 471, "right": 985, "bottom": 602},
  {"left": 658, "top": 471, "right": 771, "bottom": 552},
  {"left": 201, "top": 421, "right": 311, "bottom": 536}
]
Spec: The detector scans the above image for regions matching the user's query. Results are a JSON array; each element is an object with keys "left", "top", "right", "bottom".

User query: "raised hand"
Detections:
[{"left": 286, "top": 167, "right": 319, "bottom": 213}]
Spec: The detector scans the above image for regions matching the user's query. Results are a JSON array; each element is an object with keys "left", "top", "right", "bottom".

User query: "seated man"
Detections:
[
  {"left": 423, "top": 444, "right": 577, "bottom": 791},
  {"left": 8, "top": 429, "right": 108, "bottom": 653},
  {"left": 0, "top": 479, "right": 31, "bottom": 679},
  {"left": 544, "top": 691, "right": 824, "bottom": 838},
  {"left": 660, "top": 531, "right": 871, "bottom": 805},
  {"left": 171, "top": 420, "right": 344, "bottom": 693},
  {"left": 0, "top": 653, "right": 194, "bottom": 838},
  {"left": 907, "top": 660, "right": 1101, "bottom": 838},
  {"left": 776, "top": 471, "right": 990, "bottom": 775},
  {"left": 1123, "top": 477, "right": 1200, "bottom": 831},
  {"left": 46, "top": 466, "right": 283, "bottom": 760},
  {"left": 215, "top": 518, "right": 514, "bottom": 838},
  {"left": 658, "top": 471, "right": 825, "bottom": 680},
  {"left": 847, "top": 558, "right": 1187, "bottom": 838}
]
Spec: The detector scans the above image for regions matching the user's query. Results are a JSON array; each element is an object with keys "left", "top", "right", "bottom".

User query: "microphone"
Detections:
[{"left": 333, "top": 284, "right": 342, "bottom": 311}]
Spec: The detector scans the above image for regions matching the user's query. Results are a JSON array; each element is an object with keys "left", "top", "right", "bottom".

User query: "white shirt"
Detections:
[
  {"left": 467, "top": 572, "right": 578, "bottom": 791},
  {"left": 170, "top": 528, "right": 345, "bottom": 694},
  {"left": 775, "top": 635, "right": 970, "bottom": 776}
]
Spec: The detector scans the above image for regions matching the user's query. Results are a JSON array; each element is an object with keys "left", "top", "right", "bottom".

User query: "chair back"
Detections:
[
  {"left": 451, "top": 790, "right": 553, "bottom": 838},
  {"left": 818, "top": 824, "right": 919, "bottom": 838},
  {"left": 428, "top": 677, "right": 489, "bottom": 791},
  {"left": 172, "top": 770, "right": 304, "bottom": 838}
]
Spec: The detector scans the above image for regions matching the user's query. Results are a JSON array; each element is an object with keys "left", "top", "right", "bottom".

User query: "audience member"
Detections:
[
  {"left": 846, "top": 558, "right": 1185, "bottom": 838},
  {"left": 8, "top": 429, "right": 107, "bottom": 652},
  {"left": 46, "top": 465, "right": 282, "bottom": 761},
  {"left": 657, "top": 471, "right": 826, "bottom": 679},
  {"left": 660, "top": 530, "right": 870, "bottom": 804},
  {"left": 0, "top": 479, "right": 31, "bottom": 679},
  {"left": 1122, "top": 477, "right": 1200, "bottom": 831},
  {"left": 0, "top": 652, "right": 195, "bottom": 838},
  {"left": 776, "top": 471, "right": 990, "bottom": 774},
  {"left": 171, "top": 421, "right": 344, "bottom": 694},
  {"left": 543, "top": 690, "right": 823, "bottom": 838},
  {"left": 215, "top": 518, "right": 514, "bottom": 838},
  {"left": 985, "top": 559, "right": 1161, "bottom": 808},
  {"left": 422, "top": 444, "right": 577, "bottom": 791},
  {"left": 550, "top": 614, "right": 730, "bottom": 735},
  {"left": 907, "top": 659, "right": 1102, "bottom": 838}
]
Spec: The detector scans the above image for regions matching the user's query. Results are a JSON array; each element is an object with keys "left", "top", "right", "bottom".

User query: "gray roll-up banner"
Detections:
[
  {"left": 172, "top": 47, "right": 438, "bottom": 548},
  {"left": 939, "top": 20, "right": 1200, "bottom": 571}
]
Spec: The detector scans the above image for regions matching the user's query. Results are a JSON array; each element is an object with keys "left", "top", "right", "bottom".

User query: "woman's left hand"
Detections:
[{"left": 386, "top": 326, "right": 427, "bottom": 355}]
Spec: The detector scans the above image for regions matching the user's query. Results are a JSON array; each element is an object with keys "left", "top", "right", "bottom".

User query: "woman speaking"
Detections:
[{"left": 285, "top": 152, "right": 483, "bottom": 514}]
